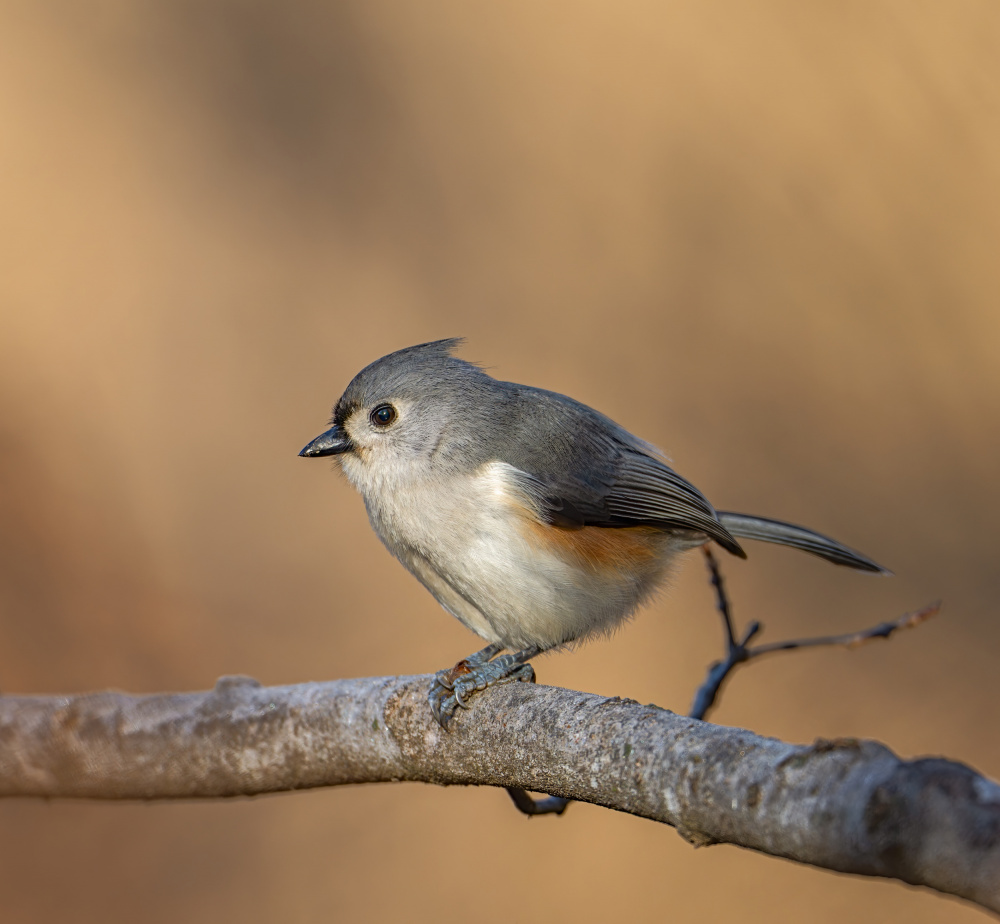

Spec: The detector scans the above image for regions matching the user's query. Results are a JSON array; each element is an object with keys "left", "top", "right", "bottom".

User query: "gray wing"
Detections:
[
  {"left": 482, "top": 385, "right": 885, "bottom": 572},
  {"left": 494, "top": 386, "right": 746, "bottom": 557},
  {"left": 519, "top": 451, "right": 746, "bottom": 558}
]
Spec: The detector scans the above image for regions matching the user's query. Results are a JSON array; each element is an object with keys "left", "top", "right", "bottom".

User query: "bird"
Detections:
[{"left": 299, "top": 339, "right": 888, "bottom": 728}]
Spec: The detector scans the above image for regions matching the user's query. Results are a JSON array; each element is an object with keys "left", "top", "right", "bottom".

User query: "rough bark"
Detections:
[{"left": 0, "top": 675, "right": 997, "bottom": 915}]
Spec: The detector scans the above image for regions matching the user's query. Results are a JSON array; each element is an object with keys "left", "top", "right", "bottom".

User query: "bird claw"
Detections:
[
  {"left": 429, "top": 683, "right": 467, "bottom": 729},
  {"left": 428, "top": 655, "right": 536, "bottom": 729}
]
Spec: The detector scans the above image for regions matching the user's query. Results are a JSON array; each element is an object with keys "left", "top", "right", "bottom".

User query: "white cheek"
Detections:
[
  {"left": 341, "top": 441, "right": 412, "bottom": 506},
  {"left": 340, "top": 452, "right": 366, "bottom": 487}
]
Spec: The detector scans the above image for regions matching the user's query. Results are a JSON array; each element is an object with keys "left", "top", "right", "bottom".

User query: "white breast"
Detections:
[{"left": 343, "top": 457, "right": 684, "bottom": 650}]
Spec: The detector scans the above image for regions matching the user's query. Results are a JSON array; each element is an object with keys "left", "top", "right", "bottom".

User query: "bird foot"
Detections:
[{"left": 429, "top": 650, "right": 537, "bottom": 729}]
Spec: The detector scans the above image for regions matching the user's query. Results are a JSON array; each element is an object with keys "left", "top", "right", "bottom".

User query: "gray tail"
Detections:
[{"left": 716, "top": 512, "right": 890, "bottom": 575}]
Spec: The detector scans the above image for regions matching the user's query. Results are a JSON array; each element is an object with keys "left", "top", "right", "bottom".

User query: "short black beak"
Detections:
[{"left": 299, "top": 425, "right": 353, "bottom": 457}]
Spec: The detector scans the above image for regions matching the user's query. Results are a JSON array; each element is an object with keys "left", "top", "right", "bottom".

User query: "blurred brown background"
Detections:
[{"left": 1, "top": 1, "right": 998, "bottom": 921}]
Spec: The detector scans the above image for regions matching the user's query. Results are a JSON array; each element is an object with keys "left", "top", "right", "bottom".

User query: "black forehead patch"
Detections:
[{"left": 331, "top": 398, "right": 360, "bottom": 428}]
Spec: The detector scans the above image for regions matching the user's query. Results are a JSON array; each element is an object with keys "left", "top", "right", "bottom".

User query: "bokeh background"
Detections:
[{"left": 1, "top": 2, "right": 998, "bottom": 921}]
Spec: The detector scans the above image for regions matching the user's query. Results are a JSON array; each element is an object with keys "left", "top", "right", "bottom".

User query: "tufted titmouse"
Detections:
[{"left": 300, "top": 339, "right": 887, "bottom": 727}]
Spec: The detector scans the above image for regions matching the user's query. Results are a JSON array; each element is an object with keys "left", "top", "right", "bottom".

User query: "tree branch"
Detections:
[{"left": 0, "top": 674, "right": 997, "bottom": 914}]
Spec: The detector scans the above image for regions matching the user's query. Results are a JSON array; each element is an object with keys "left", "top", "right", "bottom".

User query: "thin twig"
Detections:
[
  {"left": 505, "top": 787, "right": 571, "bottom": 815},
  {"left": 690, "top": 546, "right": 941, "bottom": 722},
  {"left": 749, "top": 606, "right": 940, "bottom": 655}
]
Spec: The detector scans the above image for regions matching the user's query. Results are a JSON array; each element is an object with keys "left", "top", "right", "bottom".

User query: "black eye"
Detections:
[{"left": 370, "top": 404, "right": 397, "bottom": 427}]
